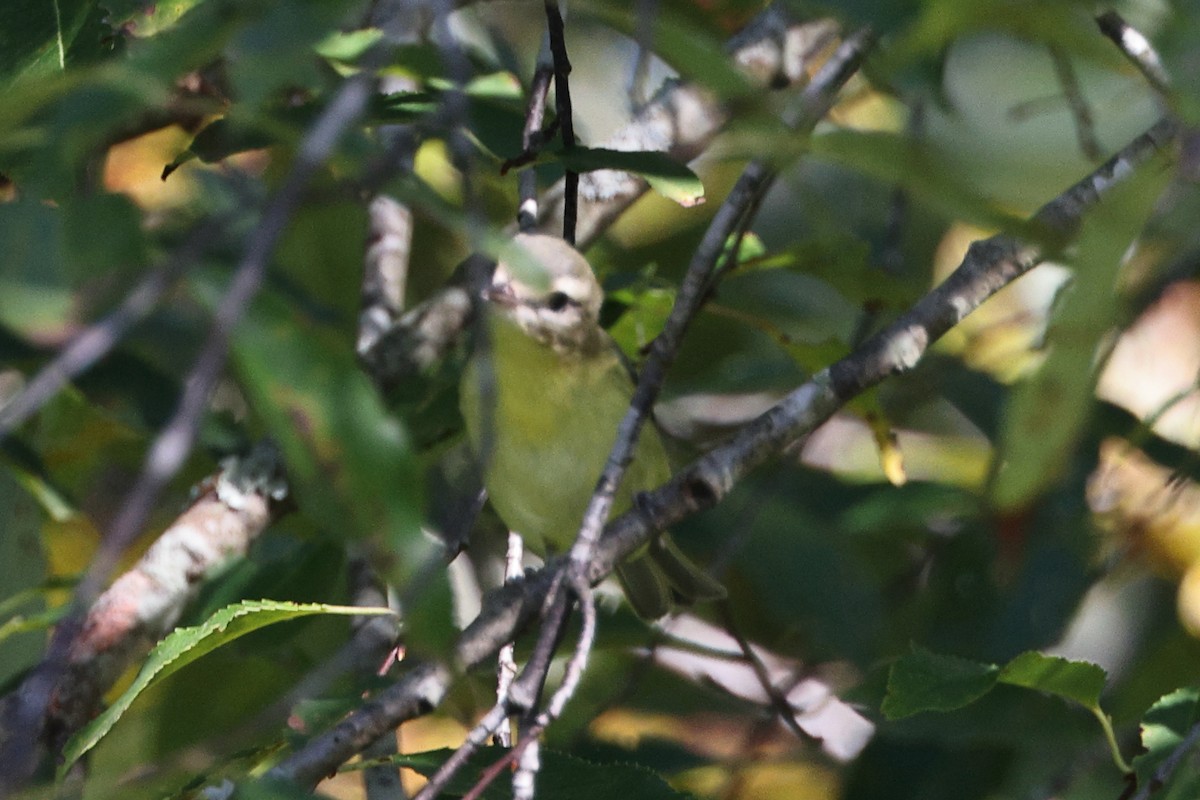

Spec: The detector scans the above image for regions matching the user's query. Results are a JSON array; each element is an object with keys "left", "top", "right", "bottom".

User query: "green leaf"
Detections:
[
  {"left": 553, "top": 146, "right": 705, "bottom": 207},
  {"left": 997, "top": 651, "right": 1106, "bottom": 710},
  {"left": 578, "top": 2, "right": 752, "bottom": 99},
  {"left": 314, "top": 27, "right": 384, "bottom": 64},
  {"left": 0, "top": 200, "right": 70, "bottom": 336},
  {"left": 0, "top": 0, "right": 108, "bottom": 82},
  {"left": 882, "top": 645, "right": 1000, "bottom": 719},
  {"left": 809, "top": 130, "right": 1029, "bottom": 233},
  {"left": 991, "top": 158, "right": 1170, "bottom": 509},
  {"left": 1133, "top": 688, "right": 1200, "bottom": 791},
  {"left": 712, "top": 268, "right": 858, "bottom": 348},
  {"left": 210, "top": 280, "right": 426, "bottom": 585},
  {"left": 60, "top": 599, "right": 396, "bottom": 771},
  {"left": 61, "top": 193, "right": 149, "bottom": 278},
  {"left": 356, "top": 746, "right": 692, "bottom": 800}
]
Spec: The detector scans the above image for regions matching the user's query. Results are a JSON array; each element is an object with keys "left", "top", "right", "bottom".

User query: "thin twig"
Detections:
[
  {"left": 409, "top": 588, "right": 574, "bottom": 800},
  {"left": 1048, "top": 48, "right": 1105, "bottom": 161},
  {"left": 472, "top": 30, "right": 875, "bottom": 795},
  {"left": 1096, "top": 11, "right": 1170, "bottom": 94},
  {"left": 718, "top": 603, "right": 812, "bottom": 744},
  {"left": 0, "top": 221, "right": 217, "bottom": 440},
  {"left": 1049, "top": 45, "right": 1102, "bottom": 161},
  {"left": 493, "top": 532, "right": 525, "bottom": 748},
  {"left": 268, "top": 109, "right": 1181, "bottom": 799},
  {"left": 544, "top": 1, "right": 577, "bottom": 244},
  {"left": 517, "top": 35, "right": 555, "bottom": 232}
]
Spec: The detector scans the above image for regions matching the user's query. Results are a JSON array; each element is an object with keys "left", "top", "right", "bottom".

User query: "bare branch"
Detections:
[
  {"left": 544, "top": 0, "right": 578, "bottom": 244},
  {"left": 46, "top": 443, "right": 285, "bottom": 757},
  {"left": 517, "top": 37, "right": 555, "bottom": 232},
  {"left": 358, "top": 195, "right": 415, "bottom": 356},
  {"left": 267, "top": 109, "right": 1182, "bottom": 800},
  {"left": 1096, "top": 10, "right": 1170, "bottom": 94}
]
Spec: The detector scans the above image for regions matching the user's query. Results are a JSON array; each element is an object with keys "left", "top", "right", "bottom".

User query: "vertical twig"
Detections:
[
  {"left": 1095, "top": 11, "right": 1170, "bottom": 94},
  {"left": 496, "top": 29, "right": 876, "bottom": 797},
  {"left": 492, "top": 532, "right": 525, "bottom": 748},
  {"left": 518, "top": 36, "right": 556, "bottom": 232},
  {"left": 358, "top": 195, "right": 415, "bottom": 356},
  {"left": 544, "top": 1, "right": 577, "bottom": 244},
  {"left": 1050, "top": 45, "right": 1102, "bottom": 161}
]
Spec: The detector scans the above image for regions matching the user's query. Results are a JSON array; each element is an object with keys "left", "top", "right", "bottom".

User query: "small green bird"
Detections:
[{"left": 460, "top": 233, "right": 725, "bottom": 618}]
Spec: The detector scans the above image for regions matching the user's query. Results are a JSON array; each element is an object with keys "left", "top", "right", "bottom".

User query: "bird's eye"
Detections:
[{"left": 545, "top": 291, "right": 572, "bottom": 312}]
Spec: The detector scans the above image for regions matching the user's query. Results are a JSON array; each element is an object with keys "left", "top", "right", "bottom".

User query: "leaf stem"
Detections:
[{"left": 1091, "top": 705, "right": 1132, "bottom": 775}]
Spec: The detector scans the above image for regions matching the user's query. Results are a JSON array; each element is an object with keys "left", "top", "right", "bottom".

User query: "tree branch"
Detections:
[
  {"left": 359, "top": 5, "right": 840, "bottom": 387},
  {"left": 268, "top": 111, "right": 1180, "bottom": 792}
]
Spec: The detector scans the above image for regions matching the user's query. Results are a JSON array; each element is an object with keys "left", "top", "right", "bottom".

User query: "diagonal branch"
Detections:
[{"left": 268, "top": 112, "right": 1181, "bottom": 792}]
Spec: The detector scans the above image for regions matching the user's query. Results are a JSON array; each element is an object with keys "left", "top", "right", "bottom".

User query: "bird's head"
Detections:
[{"left": 486, "top": 234, "right": 605, "bottom": 356}]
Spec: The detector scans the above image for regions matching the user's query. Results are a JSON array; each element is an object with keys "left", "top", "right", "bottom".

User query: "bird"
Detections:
[{"left": 459, "top": 233, "right": 726, "bottom": 618}]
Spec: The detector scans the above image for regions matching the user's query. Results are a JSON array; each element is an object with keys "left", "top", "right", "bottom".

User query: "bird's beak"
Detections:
[{"left": 484, "top": 280, "right": 518, "bottom": 307}]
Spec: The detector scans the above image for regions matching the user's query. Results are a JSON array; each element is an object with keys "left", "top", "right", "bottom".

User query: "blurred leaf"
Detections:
[
  {"left": 61, "top": 599, "right": 397, "bottom": 771},
  {"left": 0, "top": 0, "right": 111, "bottom": 82},
  {"left": 0, "top": 200, "right": 71, "bottom": 335},
  {"left": 579, "top": 2, "right": 753, "bottom": 98},
  {"left": 991, "top": 158, "right": 1170, "bottom": 509},
  {"left": 61, "top": 193, "right": 149, "bottom": 278},
  {"left": 215, "top": 281, "right": 426, "bottom": 584},
  {"left": 711, "top": 267, "right": 858, "bottom": 348},
  {"left": 0, "top": 468, "right": 49, "bottom": 686},
  {"left": 100, "top": 0, "right": 206, "bottom": 36},
  {"left": 552, "top": 146, "right": 705, "bottom": 207},
  {"left": 809, "top": 130, "right": 1029, "bottom": 233},
  {"left": 224, "top": 0, "right": 362, "bottom": 107},
  {"left": 314, "top": 27, "right": 384, "bottom": 64},
  {"left": 749, "top": 236, "right": 917, "bottom": 309},
  {"left": 607, "top": 283, "right": 674, "bottom": 357},
  {"left": 883, "top": 644, "right": 1000, "bottom": 719},
  {"left": 366, "top": 746, "right": 692, "bottom": 799}
]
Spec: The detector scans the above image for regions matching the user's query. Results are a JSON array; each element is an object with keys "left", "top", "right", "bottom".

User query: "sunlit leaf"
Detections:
[
  {"left": 998, "top": 651, "right": 1106, "bottom": 710},
  {"left": 553, "top": 146, "right": 705, "bottom": 207},
  {"left": 61, "top": 599, "right": 397, "bottom": 770}
]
